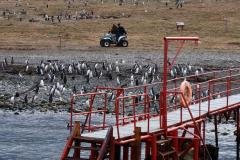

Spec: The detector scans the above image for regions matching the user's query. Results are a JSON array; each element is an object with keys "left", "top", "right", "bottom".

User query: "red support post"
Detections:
[
  {"left": 61, "top": 122, "right": 81, "bottom": 160},
  {"left": 193, "top": 138, "right": 200, "bottom": 160},
  {"left": 109, "top": 137, "right": 115, "bottom": 160},
  {"left": 103, "top": 93, "right": 107, "bottom": 129},
  {"left": 161, "top": 36, "right": 199, "bottom": 136},
  {"left": 170, "top": 129, "right": 179, "bottom": 154},
  {"left": 229, "top": 70, "right": 232, "bottom": 95},
  {"left": 90, "top": 143, "right": 97, "bottom": 160},
  {"left": 133, "top": 97, "right": 136, "bottom": 129},
  {"left": 116, "top": 97, "right": 120, "bottom": 139},
  {"left": 174, "top": 79, "right": 177, "bottom": 110},
  {"left": 180, "top": 105, "right": 183, "bottom": 124},
  {"left": 208, "top": 81, "right": 211, "bottom": 113},
  {"left": 227, "top": 77, "right": 229, "bottom": 107},
  {"left": 161, "top": 37, "right": 169, "bottom": 135},
  {"left": 198, "top": 84, "right": 201, "bottom": 113},
  {"left": 147, "top": 95, "right": 150, "bottom": 133},
  {"left": 213, "top": 71, "right": 216, "bottom": 91},
  {"left": 70, "top": 96, "right": 74, "bottom": 133},
  {"left": 160, "top": 92, "right": 164, "bottom": 130},
  {"left": 144, "top": 86, "right": 147, "bottom": 120},
  {"left": 123, "top": 145, "right": 129, "bottom": 160},
  {"left": 203, "top": 120, "right": 206, "bottom": 160},
  {"left": 214, "top": 115, "right": 219, "bottom": 148},
  {"left": 151, "top": 135, "right": 157, "bottom": 160},
  {"left": 115, "top": 145, "right": 121, "bottom": 160},
  {"left": 193, "top": 122, "right": 201, "bottom": 160},
  {"left": 122, "top": 97, "right": 125, "bottom": 124},
  {"left": 88, "top": 95, "right": 93, "bottom": 132},
  {"left": 145, "top": 140, "right": 151, "bottom": 160},
  {"left": 122, "top": 95, "right": 125, "bottom": 125},
  {"left": 131, "top": 127, "right": 141, "bottom": 160}
]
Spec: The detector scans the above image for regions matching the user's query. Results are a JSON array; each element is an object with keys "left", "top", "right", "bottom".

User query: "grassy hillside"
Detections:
[{"left": 0, "top": 0, "right": 239, "bottom": 50}]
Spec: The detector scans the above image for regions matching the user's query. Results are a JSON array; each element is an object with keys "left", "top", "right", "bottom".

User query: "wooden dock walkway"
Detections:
[
  {"left": 60, "top": 37, "right": 240, "bottom": 160},
  {"left": 81, "top": 94, "right": 240, "bottom": 139}
]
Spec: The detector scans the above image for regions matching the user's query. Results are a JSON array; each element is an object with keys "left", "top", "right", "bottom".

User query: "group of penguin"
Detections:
[{"left": 1, "top": 56, "right": 207, "bottom": 112}]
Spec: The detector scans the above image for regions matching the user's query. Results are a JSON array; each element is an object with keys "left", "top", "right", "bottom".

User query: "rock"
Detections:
[
  {"left": 40, "top": 108, "right": 47, "bottom": 112},
  {"left": 14, "top": 112, "right": 19, "bottom": 115},
  {"left": 221, "top": 132, "right": 229, "bottom": 136}
]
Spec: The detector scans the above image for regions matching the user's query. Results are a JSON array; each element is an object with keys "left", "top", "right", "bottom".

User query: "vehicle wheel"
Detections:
[
  {"left": 102, "top": 40, "right": 110, "bottom": 47},
  {"left": 100, "top": 40, "right": 110, "bottom": 47},
  {"left": 100, "top": 40, "right": 104, "bottom": 47},
  {"left": 121, "top": 40, "right": 128, "bottom": 47}
]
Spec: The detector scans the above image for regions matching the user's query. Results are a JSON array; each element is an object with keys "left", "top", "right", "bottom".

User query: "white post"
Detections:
[{"left": 224, "top": 18, "right": 228, "bottom": 32}]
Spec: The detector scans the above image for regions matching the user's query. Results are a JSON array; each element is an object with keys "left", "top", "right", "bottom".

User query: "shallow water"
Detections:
[
  {"left": 0, "top": 110, "right": 238, "bottom": 160},
  {"left": 0, "top": 111, "right": 69, "bottom": 160},
  {"left": 205, "top": 121, "right": 237, "bottom": 160}
]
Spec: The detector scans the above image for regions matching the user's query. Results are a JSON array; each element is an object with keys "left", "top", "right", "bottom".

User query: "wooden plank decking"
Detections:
[{"left": 81, "top": 94, "right": 240, "bottom": 140}]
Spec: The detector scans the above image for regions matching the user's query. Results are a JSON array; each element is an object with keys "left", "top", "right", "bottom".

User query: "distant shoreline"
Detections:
[{"left": 0, "top": 48, "right": 239, "bottom": 113}]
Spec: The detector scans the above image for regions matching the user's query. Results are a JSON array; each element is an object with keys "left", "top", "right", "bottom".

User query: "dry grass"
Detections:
[{"left": 0, "top": 0, "right": 239, "bottom": 50}]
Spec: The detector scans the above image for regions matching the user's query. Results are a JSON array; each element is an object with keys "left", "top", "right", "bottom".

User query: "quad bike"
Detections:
[{"left": 100, "top": 33, "right": 128, "bottom": 47}]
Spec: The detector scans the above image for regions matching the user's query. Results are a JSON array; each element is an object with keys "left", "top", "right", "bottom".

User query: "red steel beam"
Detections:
[{"left": 161, "top": 37, "right": 199, "bottom": 135}]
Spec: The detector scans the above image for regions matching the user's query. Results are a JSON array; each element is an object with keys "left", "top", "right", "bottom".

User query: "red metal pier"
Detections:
[{"left": 61, "top": 37, "right": 240, "bottom": 160}]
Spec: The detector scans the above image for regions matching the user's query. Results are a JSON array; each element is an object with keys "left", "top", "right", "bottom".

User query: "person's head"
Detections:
[{"left": 117, "top": 23, "right": 121, "bottom": 26}]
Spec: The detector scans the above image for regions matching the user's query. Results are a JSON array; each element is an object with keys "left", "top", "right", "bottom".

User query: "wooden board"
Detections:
[{"left": 81, "top": 94, "right": 240, "bottom": 139}]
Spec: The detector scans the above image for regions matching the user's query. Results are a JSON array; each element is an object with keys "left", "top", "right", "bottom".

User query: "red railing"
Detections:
[
  {"left": 70, "top": 92, "right": 109, "bottom": 132},
  {"left": 69, "top": 67, "right": 240, "bottom": 136},
  {"left": 166, "top": 70, "right": 240, "bottom": 126},
  {"left": 69, "top": 86, "right": 124, "bottom": 133},
  {"left": 60, "top": 122, "right": 81, "bottom": 160},
  {"left": 97, "top": 126, "right": 114, "bottom": 160},
  {"left": 115, "top": 93, "right": 151, "bottom": 139}
]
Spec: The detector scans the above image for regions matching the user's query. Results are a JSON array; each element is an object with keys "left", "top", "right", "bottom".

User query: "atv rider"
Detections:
[
  {"left": 116, "top": 23, "right": 127, "bottom": 42},
  {"left": 110, "top": 24, "right": 118, "bottom": 34}
]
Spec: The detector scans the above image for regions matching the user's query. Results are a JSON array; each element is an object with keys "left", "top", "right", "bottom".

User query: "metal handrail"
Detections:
[
  {"left": 68, "top": 67, "right": 240, "bottom": 139},
  {"left": 115, "top": 93, "right": 150, "bottom": 139},
  {"left": 97, "top": 126, "right": 113, "bottom": 160},
  {"left": 70, "top": 91, "right": 108, "bottom": 133},
  {"left": 60, "top": 121, "right": 80, "bottom": 160}
]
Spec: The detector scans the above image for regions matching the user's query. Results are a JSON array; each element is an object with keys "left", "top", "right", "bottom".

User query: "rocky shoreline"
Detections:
[{"left": 0, "top": 49, "right": 239, "bottom": 113}]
